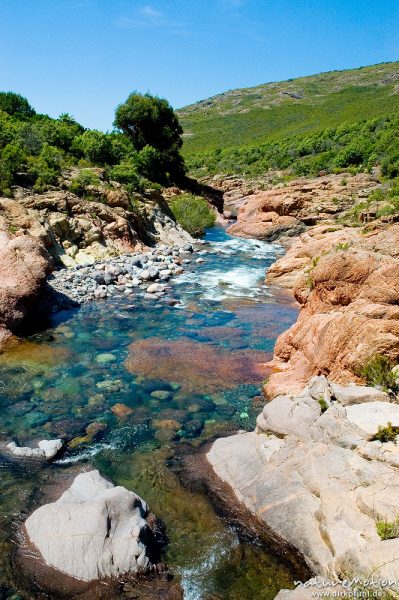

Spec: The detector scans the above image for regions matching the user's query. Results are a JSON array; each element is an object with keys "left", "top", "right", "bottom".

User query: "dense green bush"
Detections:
[
  {"left": 376, "top": 516, "right": 399, "bottom": 540},
  {"left": 72, "top": 130, "right": 115, "bottom": 165},
  {"left": 0, "top": 142, "right": 27, "bottom": 195},
  {"left": 169, "top": 194, "right": 215, "bottom": 237},
  {"left": 27, "top": 144, "right": 64, "bottom": 192},
  {"left": 358, "top": 354, "right": 397, "bottom": 392},
  {"left": 0, "top": 91, "right": 187, "bottom": 194},
  {"left": 108, "top": 161, "right": 140, "bottom": 186},
  {"left": 69, "top": 169, "right": 101, "bottom": 197}
]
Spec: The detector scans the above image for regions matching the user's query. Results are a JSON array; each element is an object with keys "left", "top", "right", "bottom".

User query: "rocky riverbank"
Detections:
[
  {"left": 0, "top": 175, "right": 195, "bottom": 345},
  {"left": 203, "top": 172, "right": 399, "bottom": 597}
]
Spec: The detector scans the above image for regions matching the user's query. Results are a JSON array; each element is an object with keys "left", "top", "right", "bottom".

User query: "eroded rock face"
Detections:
[
  {"left": 226, "top": 173, "right": 377, "bottom": 241},
  {"left": 1, "top": 188, "right": 192, "bottom": 269},
  {"left": 264, "top": 224, "right": 399, "bottom": 397},
  {"left": 25, "top": 470, "right": 159, "bottom": 582},
  {"left": 207, "top": 377, "right": 399, "bottom": 586},
  {"left": 0, "top": 232, "right": 53, "bottom": 343}
]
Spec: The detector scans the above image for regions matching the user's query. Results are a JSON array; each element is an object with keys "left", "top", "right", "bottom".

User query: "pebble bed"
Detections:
[{"left": 47, "top": 242, "right": 204, "bottom": 309}]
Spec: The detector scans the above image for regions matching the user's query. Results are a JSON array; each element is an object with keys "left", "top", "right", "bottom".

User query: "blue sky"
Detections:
[{"left": 0, "top": 0, "right": 398, "bottom": 130}]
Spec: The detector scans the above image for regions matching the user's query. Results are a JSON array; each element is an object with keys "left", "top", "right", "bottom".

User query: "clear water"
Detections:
[{"left": 0, "top": 227, "right": 298, "bottom": 599}]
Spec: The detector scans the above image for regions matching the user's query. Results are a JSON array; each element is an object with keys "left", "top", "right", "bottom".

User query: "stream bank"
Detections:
[{"left": 0, "top": 226, "right": 298, "bottom": 599}]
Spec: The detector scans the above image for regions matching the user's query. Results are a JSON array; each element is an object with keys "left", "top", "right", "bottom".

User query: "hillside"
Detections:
[{"left": 178, "top": 62, "right": 399, "bottom": 157}]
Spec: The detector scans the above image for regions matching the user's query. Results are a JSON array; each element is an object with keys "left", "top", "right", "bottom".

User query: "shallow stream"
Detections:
[{"left": 0, "top": 227, "right": 298, "bottom": 599}]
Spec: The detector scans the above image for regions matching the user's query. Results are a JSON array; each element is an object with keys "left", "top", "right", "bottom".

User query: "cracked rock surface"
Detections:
[{"left": 207, "top": 376, "right": 399, "bottom": 589}]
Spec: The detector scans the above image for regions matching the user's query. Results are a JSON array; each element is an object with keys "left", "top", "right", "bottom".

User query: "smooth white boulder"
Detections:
[
  {"left": 6, "top": 439, "right": 63, "bottom": 460},
  {"left": 38, "top": 439, "right": 63, "bottom": 459},
  {"left": 6, "top": 442, "right": 43, "bottom": 458},
  {"left": 329, "top": 382, "right": 391, "bottom": 405},
  {"left": 345, "top": 402, "right": 399, "bottom": 437},
  {"left": 25, "top": 470, "right": 154, "bottom": 581}
]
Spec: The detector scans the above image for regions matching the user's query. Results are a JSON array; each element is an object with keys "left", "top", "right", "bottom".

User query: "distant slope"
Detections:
[{"left": 178, "top": 62, "right": 399, "bottom": 156}]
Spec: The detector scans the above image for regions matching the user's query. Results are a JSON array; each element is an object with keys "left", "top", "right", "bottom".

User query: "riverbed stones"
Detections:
[
  {"left": 111, "top": 403, "right": 133, "bottom": 417},
  {"left": 46, "top": 243, "right": 193, "bottom": 309},
  {"left": 24, "top": 470, "right": 157, "bottom": 581}
]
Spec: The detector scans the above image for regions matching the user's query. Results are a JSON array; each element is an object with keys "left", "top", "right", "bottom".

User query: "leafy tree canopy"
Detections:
[
  {"left": 114, "top": 93, "right": 185, "bottom": 182},
  {"left": 0, "top": 92, "right": 35, "bottom": 118}
]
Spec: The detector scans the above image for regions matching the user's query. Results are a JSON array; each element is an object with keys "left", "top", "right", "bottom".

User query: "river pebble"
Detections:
[{"left": 47, "top": 243, "right": 194, "bottom": 310}]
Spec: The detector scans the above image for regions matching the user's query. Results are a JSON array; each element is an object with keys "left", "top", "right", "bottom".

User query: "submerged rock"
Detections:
[
  {"left": 25, "top": 470, "right": 159, "bottom": 582},
  {"left": 6, "top": 438, "right": 63, "bottom": 460}
]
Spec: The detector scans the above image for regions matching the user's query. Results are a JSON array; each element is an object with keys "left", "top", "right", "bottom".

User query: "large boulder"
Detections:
[
  {"left": 0, "top": 232, "right": 53, "bottom": 343},
  {"left": 25, "top": 470, "right": 159, "bottom": 582}
]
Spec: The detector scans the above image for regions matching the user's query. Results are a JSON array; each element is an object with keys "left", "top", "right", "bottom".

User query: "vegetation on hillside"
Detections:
[
  {"left": 186, "top": 114, "right": 399, "bottom": 181},
  {"left": 179, "top": 62, "right": 399, "bottom": 156},
  {"left": 0, "top": 91, "right": 186, "bottom": 197}
]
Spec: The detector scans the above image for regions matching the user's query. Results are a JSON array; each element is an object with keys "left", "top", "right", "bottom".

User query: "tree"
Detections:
[
  {"left": 114, "top": 93, "right": 185, "bottom": 182},
  {"left": 72, "top": 130, "right": 114, "bottom": 165},
  {"left": 0, "top": 92, "right": 35, "bottom": 117}
]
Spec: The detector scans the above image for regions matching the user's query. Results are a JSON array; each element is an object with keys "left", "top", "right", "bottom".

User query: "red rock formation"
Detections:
[
  {"left": 265, "top": 224, "right": 399, "bottom": 397},
  {"left": 227, "top": 173, "right": 377, "bottom": 240},
  {"left": 0, "top": 233, "right": 53, "bottom": 344}
]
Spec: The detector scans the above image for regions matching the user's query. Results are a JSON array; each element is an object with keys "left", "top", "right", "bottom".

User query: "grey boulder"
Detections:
[{"left": 25, "top": 470, "right": 156, "bottom": 581}]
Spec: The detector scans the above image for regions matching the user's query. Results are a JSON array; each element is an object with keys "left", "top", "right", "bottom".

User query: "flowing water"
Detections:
[{"left": 0, "top": 227, "right": 299, "bottom": 599}]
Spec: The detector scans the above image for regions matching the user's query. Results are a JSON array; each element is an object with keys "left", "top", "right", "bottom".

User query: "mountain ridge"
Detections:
[{"left": 178, "top": 61, "right": 399, "bottom": 155}]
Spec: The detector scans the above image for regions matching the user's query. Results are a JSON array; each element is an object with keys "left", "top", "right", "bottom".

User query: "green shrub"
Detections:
[
  {"left": 318, "top": 397, "right": 329, "bottom": 413},
  {"left": 108, "top": 161, "right": 140, "bottom": 186},
  {"left": 169, "top": 194, "right": 216, "bottom": 237},
  {"left": 39, "top": 115, "right": 83, "bottom": 152},
  {"left": 72, "top": 130, "right": 114, "bottom": 165},
  {"left": 0, "top": 142, "right": 27, "bottom": 195},
  {"left": 69, "top": 169, "right": 101, "bottom": 197},
  {"left": 376, "top": 517, "right": 399, "bottom": 540},
  {"left": 359, "top": 354, "right": 397, "bottom": 392},
  {"left": 374, "top": 422, "right": 398, "bottom": 443},
  {"left": 0, "top": 92, "right": 35, "bottom": 117},
  {"left": 136, "top": 145, "right": 164, "bottom": 182},
  {"left": 335, "top": 242, "right": 350, "bottom": 251},
  {"left": 27, "top": 144, "right": 64, "bottom": 192}
]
